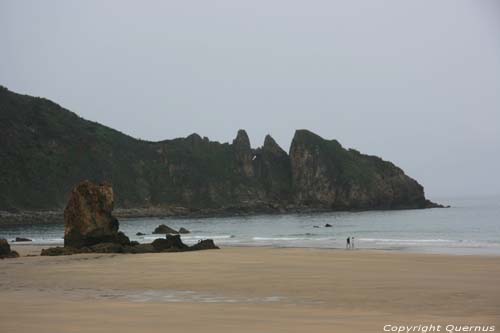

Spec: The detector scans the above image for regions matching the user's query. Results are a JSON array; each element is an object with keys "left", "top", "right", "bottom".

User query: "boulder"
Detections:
[
  {"left": 14, "top": 237, "right": 32, "bottom": 242},
  {"left": 63, "top": 181, "right": 130, "bottom": 248},
  {"left": 0, "top": 239, "right": 19, "bottom": 259},
  {"left": 178, "top": 227, "right": 190, "bottom": 234},
  {"left": 136, "top": 232, "right": 146, "bottom": 236},
  {"left": 325, "top": 224, "right": 332, "bottom": 227},
  {"left": 152, "top": 224, "right": 179, "bottom": 234},
  {"left": 152, "top": 234, "right": 189, "bottom": 252},
  {"left": 40, "top": 181, "right": 219, "bottom": 256},
  {"left": 189, "top": 239, "right": 219, "bottom": 251}
]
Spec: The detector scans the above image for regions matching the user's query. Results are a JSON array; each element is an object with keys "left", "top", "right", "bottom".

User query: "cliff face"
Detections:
[
  {"left": 0, "top": 86, "right": 437, "bottom": 212},
  {"left": 290, "top": 130, "right": 429, "bottom": 210}
]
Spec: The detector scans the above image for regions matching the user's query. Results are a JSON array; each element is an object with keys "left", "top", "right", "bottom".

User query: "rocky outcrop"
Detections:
[
  {"left": 0, "top": 239, "right": 19, "bottom": 259},
  {"left": 190, "top": 239, "right": 219, "bottom": 251},
  {"left": 152, "top": 234, "right": 189, "bottom": 252},
  {"left": 153, "top": 224, "right": 179, "bottom": 234},
  {"left": 179, "top": 227, "right": 190, "bottom": 234},
  {"left": 64, "top": 181, "right": 131, "bottom": 248},
  {"left": 253, "top": 135, "right": 292, "bottom": 201},
  {"left": 233, "top": 129, "right": 254, "bottom": 177},
  {"left": 41, "top": 235, "right": 218, "bottom": 256},
  {"left": 0, "top": 86, "right": 441, "bottom": 214},
  {"left": 290, "top": 130, "right": 432, "bottom": 210},
  {"left": 41, "top": 181, "right": 218, "bottom": 256}
]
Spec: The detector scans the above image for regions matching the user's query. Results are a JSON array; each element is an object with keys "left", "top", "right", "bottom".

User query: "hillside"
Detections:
[{"left": 0, "top": 86, "right": 439, "bottom": 214}]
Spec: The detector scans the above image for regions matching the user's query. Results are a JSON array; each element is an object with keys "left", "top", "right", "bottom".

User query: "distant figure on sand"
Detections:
[
  {"left": 351, "top": 237, "right": 355, "bottom": 249},
  {"left": 346, "top": 237, "right": 350, "bottom": 249}
]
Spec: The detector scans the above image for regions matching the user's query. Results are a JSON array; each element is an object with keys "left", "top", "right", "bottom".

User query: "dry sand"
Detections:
[{"left": 1, "top": 246, "right": 499, "bottom": 333}]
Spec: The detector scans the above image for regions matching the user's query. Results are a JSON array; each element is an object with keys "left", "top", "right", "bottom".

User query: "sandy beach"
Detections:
[{"left": 1, "top": 246, "right": 499, "bottom": 333}]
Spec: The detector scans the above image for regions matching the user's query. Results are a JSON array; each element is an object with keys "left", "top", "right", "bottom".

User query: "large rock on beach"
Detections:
[
  {"left": 0, "top": 239, "right": 19, "bottom": 259},
  {"left": 64, "top": 181, "right": 130, "bottom": 248},
  {"left": 41, "top": 181, "right": 218, "bottom": 256}
]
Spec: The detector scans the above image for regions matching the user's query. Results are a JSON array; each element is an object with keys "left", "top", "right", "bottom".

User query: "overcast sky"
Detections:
[{"left": 1, "top": 0, "right": 499, "bottom": 199}]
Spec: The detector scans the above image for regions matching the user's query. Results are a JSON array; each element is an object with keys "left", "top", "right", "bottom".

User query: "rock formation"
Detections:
[
  {"left": 290, "top": 130, "right": 434, "bottom": 210},
  {"left": 152, "top": 224, "right": 179, "bottom": 234},
  {"left": 0, "top": 86, "right": 442, "bottom": 215},
  {"left": 0, "top": 239, "right": 19, "bottom": 259},
  {"left": 64, "top": 181, "right": 130, "bottom": 248},
  {"left": 152, "top": 235, "right": 189, "bottom": 252},
  {"left": 233, "top": 129, "right": 254, "bottom": 177},
  {"left": 41, "top": 181, "right": 219, "bottom": 256},
  {"left": 178, "top": 227, "right": 190, "bottom": 234}
]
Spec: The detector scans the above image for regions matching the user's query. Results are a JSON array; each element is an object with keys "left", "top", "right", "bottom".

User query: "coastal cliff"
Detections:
[{"left": 0, "top": 85, "right": 439, "bottom": 216}]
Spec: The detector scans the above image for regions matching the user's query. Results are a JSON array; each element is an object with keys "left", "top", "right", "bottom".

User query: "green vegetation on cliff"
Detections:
[{"left": 0, "top": 86, "right": 437, "bottom": 212}]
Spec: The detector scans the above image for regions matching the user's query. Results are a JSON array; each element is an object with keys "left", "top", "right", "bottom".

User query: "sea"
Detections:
[{"left": 1, "top": 196, "right": 499, "bottom": 255}]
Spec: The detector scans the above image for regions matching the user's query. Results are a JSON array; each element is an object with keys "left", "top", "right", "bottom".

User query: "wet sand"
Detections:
[{"left": 1, "top": 246, "right": 499, "bottom": 332}]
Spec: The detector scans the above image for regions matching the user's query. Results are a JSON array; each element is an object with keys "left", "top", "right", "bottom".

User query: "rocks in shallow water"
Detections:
[
  {"left": 136, "top": 232, "right": 146, "bottom": 236},
  {"left": 152, "top": 234, "right": 189, "bottom": 252},
  {"left": 190, "top": 239, "right": 219, "bottom": 251},
  {"left": 41, "top": 236, "right": 218, "bottom": 256},
  {"left": 14, "top": 237, "right": 32, "bottom": 242},
  {"left": 0, "top": 239, "right": 19, "bottom": 259},
  {"left": 325, "top": 224, "right": 332, "bottom": 227},
  {"left": 178, "top": 227, "right": 190, "bottom": 234},
  {"left": 152, "top": 224, "right": 179, "bottom": 234},
  {"left": 40, "top": 181, "right": 218, "bottom": 256},
  {"left": 64, "top": 181, "right": 131, "bottom": 248}
]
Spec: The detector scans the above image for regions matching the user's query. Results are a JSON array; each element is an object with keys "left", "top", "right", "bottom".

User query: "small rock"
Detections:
[
  {"left": 178, "top": 227, "right": 190, "bottom": 234},
  {"left": 14, "top": 237, "right": 32, "bottom": 242},
  {"left": 190, "top": 239, "right": 219, "bottom": 251},
  {"left": 136, "top": 232, "right": 146, "bottom": 236},
  {"left": 325, "top": 224, "right": 332, "bottom": 227},
  {"left": 152, "top": 224, "right": 179, "bottom": 234},
  {"left": 152, "top": 234, "right": 189, "bottom": 252}
]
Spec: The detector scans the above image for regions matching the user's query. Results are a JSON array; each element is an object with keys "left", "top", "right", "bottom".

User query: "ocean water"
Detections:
[{"left": 1, "top": 196, "right": 499, "bottom": 255}]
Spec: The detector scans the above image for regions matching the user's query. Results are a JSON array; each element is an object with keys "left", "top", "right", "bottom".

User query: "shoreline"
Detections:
[
  {"left": 8, "top": 243, "right": 500, "bottom": 258},
  {"left": 0, "top": 204, "right": 448, "bottom": 226},
  {"left": 1, "top": 246, "right": 499, "bottom": 332}
]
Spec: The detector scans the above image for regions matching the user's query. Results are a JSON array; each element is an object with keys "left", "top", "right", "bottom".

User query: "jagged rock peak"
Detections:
[
  {"left": 292, "top": 129, "right": 325, "bottom": 144},
  {"left": 263, "top": 135, "right": 287, "bottom": 155},
  {"left": 291, "top": 129, "right": 343, "bottom": 152},
  {"left": 186, "top": 133, "right": 202, "bottom": 141},
  {"left": 232, "top": 129, "right": 254, "bottom": 177},
  {"left": 232, "top": 129, "right": 251, "bottom": 149}
]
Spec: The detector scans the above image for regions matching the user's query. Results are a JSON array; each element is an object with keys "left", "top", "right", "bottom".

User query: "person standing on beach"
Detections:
[
  {"left": 351, "top": 237, "right": 355, "bottom": 249},
  {"left": 346, "top": 237, "right": 350, "bottom": 249}
]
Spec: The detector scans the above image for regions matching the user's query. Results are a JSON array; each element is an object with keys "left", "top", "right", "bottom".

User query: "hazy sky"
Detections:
[{"left": 1, "top": 0, "right": 499, "bottom": 199}]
